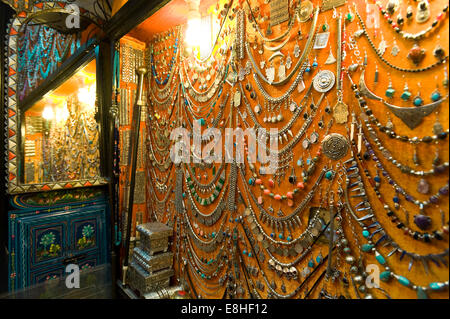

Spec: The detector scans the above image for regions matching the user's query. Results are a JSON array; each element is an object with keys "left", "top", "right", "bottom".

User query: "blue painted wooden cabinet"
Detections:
[{"left": 8, "top": 191, "right": 110, "bottom": 292}]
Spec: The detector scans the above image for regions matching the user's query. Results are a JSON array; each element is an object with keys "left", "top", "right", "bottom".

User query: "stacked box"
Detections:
[{"left": 128, "top": 222, "right": 174, "bottom": 295}]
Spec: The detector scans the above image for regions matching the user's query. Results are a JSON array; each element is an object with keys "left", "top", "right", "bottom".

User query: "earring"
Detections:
[
  {"left": 385, "top": 75, "right": 395, "bottom": 98},
  {"left": 431, "top": 78, "right": 441, "bottom": 102},
  {"left": 325, "top": 45, "right": 336, "bottom": 64},
  {"left": 406, "top": 4, "right": 413, "bottom": 19},
  {"left": 286, "top": 53, "right": 292, "bottom": 69},
  {"left": 308, "top": 257, "right": 315, "bottom": 268},
  {"left": 413, "top": 83, "right": 424, "bottom": 106},
  {"left": 433, "top": 112, "right": 444, "bottom": 135},
  {"left": 396, "top": 9, "right": 404, "bottom": 25},
  {"left": 322, "top": 17, "right": 329, "bottom": 32},
  {"left": 312, "top": 55, "right": 318, "bottom": 68},
  {"left": 433, "top": 147, "right": 441, "bottom": 166},
  {"left": 305, "top": 59, "right": 312, "bottom": 73},
  {"left": 294, "top": 38, "right": 301, "bottom": 58},
  {"left": 401, "top": 80, "right": 412, "bottom": 101},
  {"left": 374, "top": 63, "right": 379, "bottom": 83},
  {"left": 386, "top": 112, "right": 394, "bottom": 129},
  {"left": 391, "top": 38, "right": 400, "bottom": 56},
  {"left": 316, "top": 251, "right": 323, "bottom": 264}
]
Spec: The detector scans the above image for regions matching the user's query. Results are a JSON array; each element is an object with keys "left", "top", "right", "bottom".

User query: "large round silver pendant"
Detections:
[{"left": 313, "top": 70, "right": 336, "bottom": 93}]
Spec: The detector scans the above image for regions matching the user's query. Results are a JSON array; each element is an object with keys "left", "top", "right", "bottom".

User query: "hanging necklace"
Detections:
[
  {"left": 357, "top": 68, "right": 449, "bottom": 130},
  {"left": 370, "top": 0, "right": 448, "bottom": 42},
  {"left": 183, "top": 208, "right": 228, "bottom": 253},
  {"left": 343, "top": 158, "right": 450, "bottom": 298},
  {"left": 359, "top": 129, "right": 449, "bottom": 211},
  {"left": 347, "top": 71, "right": 450, "bottom": 146},
  {"left": 347, "top": 149, "right": 449, "bottom": 242},
  {"left": 245, "top": 0, "right": 296, "bottom": 43},
  {"left": 353, "top": 4, "right": 449, "bottom": 72},
  {"left": 245, "top": 7, "right": 319, "bottom": 87},
  {"left": 360, "top": 116, "right": 449, "bottom": 177}
]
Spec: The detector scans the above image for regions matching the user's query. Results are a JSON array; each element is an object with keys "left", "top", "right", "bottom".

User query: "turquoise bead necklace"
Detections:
[{"left": 344, "top": 148, "right": 449, "bottom": 299}]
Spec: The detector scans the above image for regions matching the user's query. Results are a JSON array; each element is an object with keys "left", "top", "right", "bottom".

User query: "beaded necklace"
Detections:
[
  {"left": 369, "top": 0, "right": 448, "bottom": 42},
  {"left": 348, "top": 150, "right": 449, "bottom": 242},
  {"left": 353, "top": 4, "right": 449, "bottom": 72},
  {"left": 239, "top": 165, "right": 330, "bottom": 245},
  {"left": 359, "top": 127, "right": 449, "bottom": 211},
  {"left": 150, "top": 29, "right": 180, "bottom": 85},
  {"left": 360, "top": 114, "right": 449, "bottom": 177},
  {"left": 343, "top": 153, "right": 449, "bottom": 298},
  {"left": 347, "top": 72, "right": 449, "bottom": 146}
]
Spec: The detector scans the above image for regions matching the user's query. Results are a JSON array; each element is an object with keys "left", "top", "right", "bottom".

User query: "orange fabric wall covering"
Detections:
[{"left": 132, "top": 0, "right": 448, "bottom": 298}]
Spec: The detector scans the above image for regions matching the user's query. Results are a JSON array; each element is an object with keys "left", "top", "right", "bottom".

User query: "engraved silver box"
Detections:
[{"left": 137, "top": 222, "right": 173, "bottom": 255}]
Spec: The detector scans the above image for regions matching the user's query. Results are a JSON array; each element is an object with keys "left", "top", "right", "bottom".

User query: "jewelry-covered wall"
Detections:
[{"left": 124, "top": 0, "right": 449, "bottom": 299}]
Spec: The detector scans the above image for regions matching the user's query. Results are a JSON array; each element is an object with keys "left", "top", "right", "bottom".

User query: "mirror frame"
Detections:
[{"left": 4, "top": 2, "right": 108, "bottom": 194}]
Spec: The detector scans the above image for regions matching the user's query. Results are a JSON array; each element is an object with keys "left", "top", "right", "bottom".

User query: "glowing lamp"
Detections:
[{"left": 42, "top": 105, "right": 54, "bottom": 120}]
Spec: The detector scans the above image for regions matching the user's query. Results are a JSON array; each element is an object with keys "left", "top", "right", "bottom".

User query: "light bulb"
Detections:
[
  {"left": 185, "top": 17, "right": 202, "bottom": 47},
  {"left": 42, "top": 106, "right": 54, "bottom": 120}
]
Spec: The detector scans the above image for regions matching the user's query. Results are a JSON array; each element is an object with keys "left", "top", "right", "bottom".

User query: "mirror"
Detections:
[
  {"left": 5, "top": 4, "right": 108, "bottom": 194},
  {"left": 22, "top": 58, "right": 100, "bottom": 184}
]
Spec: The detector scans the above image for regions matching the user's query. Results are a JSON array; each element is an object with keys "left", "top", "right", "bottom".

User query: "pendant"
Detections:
[
  {"left": 386, "top": 0, "right": 399, "bottom": 14},
  {"left": 260, "top": 60, "right": 266, "bottom": 69},
  {"left": 416, "top": 0, "right": 430, "bottom": 24},
  {"left": 310, "top": 131, "right": 319, "bottom": 144},
  {"left": 278, "top": 63, "right": 286, "bottom": 81},
  {"left": 385, "top": 100, "right": 442, "bottom": 130},
  {"left": 286, "top": 55, "right": 292, "bottom": 69},
  {"left": 413, "top": 92, "right": 424, "bottom": 106},
  {"left": 378, "top": 37, "right": 388, "bottom": 56},
  {"left": 433, "top": 45, "right": 446, "bottom": 61},
  {"left": 321, "top": 133, "right": 349, "bottom": 160},
  {"left": 254, "top": 104, "right": 262, "bottom": 114},
  {"left": 391, "top": 41, "right": 400, "bottom": 57},
  {"left": 302, "top": 138, "right": 311, "bottom": 149},
  {"left": 289, "top": 166, "right": 296, "bottom": 184},
  {"left": 417, "top": 179, "right": 430, "bottom": 194},
  {"left": 333, "top": 100, "right": 349, "bottom": 124},
  {"left": 325, "top": 48, "right": 336, "bottom": 64},
  {"left": 414, "top": 214, "right": 432, "bottom": 230},
  {"left": 313, "top": 70, "right": 336, "bottom": 93},
  {"left": 407, "top": 44, "right": 426, "bottom": 65},
  {"left": 294, "top": 43, "right": 301, "bottom": 58},
  {"left": 297, "top": 79, "right": 306, "bottom": 92},
  {"left": 433, "top": 118, "right": 444, "bottom": 135},
  {"left": 314, "top": 32, "right": 330, "bottom": 49},
  {"left": 289, "top": 101, "right": 297, "bottom": 112},
  {"left": 234, "top": 90, "right": 241, "bottom": 107},
  {"left": 266, "top": 66, "right": 275, "bottom": 84}
]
